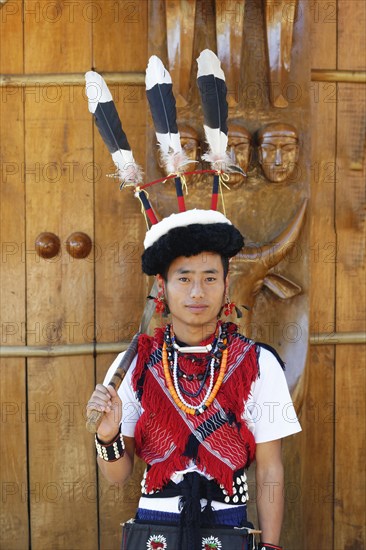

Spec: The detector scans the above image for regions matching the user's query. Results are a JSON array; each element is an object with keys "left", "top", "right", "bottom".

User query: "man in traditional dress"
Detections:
[{"left": 87, "top": 209, "right": 301, "bottom": 550}]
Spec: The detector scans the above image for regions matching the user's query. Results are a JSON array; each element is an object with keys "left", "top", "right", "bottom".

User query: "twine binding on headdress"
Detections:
[{"left": 134, "top": 188, "right": 158, "bottom": 227}]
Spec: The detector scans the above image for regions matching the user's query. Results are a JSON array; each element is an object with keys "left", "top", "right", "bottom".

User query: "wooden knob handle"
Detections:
[
  {"left": 66, "top": 232, "right": 92, "bottom": 259},
  {"left": 35, "top": 232, "right": 61, "bottom": 259}
]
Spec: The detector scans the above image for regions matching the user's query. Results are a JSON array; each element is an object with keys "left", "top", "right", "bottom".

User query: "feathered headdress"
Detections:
[
  {"left": 196, "top": 50, "right": 245, "bottom": 210},
  {"left": 145, "top": 55, "right": 191, "bottom": 212},
  {"left": 196, "top": 49, "right": 232, "bottom": 169},
  {"left": 85, "top": 50, "right": 244, "bottom": 223},
  {"left": 85, "top": 70, "right": 158, "bottom": 224},
  {"left": 85, "top": 71, "right": 143, "bottom": 186},
  {"left": 85, "top": 55, "right": 245, "bottom": 279}
]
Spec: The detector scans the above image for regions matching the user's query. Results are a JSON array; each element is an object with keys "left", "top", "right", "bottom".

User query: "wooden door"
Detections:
[{"left": 1, "top": 2, "right": 148, "bottom": 548}]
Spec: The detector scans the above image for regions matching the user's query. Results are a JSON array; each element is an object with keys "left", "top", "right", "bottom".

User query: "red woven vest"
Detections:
[{"left": 132, "top": 324, "right": 259, "bottom": 494}]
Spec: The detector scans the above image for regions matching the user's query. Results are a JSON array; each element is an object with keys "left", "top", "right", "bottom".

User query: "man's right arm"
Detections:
[{"left": 87, "top": 383, "right": 135, "bottom": 486}]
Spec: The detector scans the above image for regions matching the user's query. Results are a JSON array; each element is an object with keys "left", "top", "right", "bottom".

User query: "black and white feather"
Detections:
[
  {"left": 145, "top": 56, "right": 189, "bottom": 174},
  {"left": 196, "top": 50, "right": 234, "bottom": 171},
  {"left": 85, "top": 71, "right": 143, "bottom": 185}
]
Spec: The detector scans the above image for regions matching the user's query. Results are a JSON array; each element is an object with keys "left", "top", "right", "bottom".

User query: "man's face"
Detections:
[
  {"left": 157, "top": 252, "right": 227, "bottom": 337},
  {"left": 258, "top": 134, "right": 299, "bottom": 182}
]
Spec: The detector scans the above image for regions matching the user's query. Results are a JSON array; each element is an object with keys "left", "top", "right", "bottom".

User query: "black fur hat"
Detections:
[{"left": 142, "top": 209, "right": 244, "bottom": 275}]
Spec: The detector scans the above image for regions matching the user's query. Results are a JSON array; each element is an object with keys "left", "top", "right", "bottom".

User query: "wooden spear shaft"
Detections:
[{"left": 85, "top": 281, "right": 158, "bottom": 433}]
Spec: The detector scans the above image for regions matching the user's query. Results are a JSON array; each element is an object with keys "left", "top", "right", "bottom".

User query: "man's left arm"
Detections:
[{"left": 255, "top": 438, "right": 284, "bottom": 547}]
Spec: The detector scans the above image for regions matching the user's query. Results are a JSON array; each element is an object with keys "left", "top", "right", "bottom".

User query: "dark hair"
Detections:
[{"left": 142, "top": 223, "right": 243, "bottom": 276}]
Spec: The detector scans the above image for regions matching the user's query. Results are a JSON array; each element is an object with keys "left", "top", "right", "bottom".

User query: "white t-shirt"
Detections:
[{"left": 103, "top": 345, "right": 301, "bottom": 443}]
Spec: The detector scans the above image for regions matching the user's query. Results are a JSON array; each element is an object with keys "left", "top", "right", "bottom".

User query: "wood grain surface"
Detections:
[
  {"left": 24, "top": 0, "right": 91, "bottom": 73},
  {"left": 0, "top": 2, "right": 365, "bottom": 549},
  {"left": 93, "top": 80, "right": 147, "bottom": 549},
  {"left": 24, "top": 86, "right": 98, "bottom": 548},
  {"left": 0, "top": 89, "right": 28, "bottom": 549},
  {"left": 300, "top": 7, "right": 338, "bottom": 547},
  {"left": 334, "top": 82, "right": 365, "bottom": 550},
  {"left": 93, "top": 0, "right": 148, "bottom": 71},
  {"left": 0, "top": 0, "right": 23, "bottom": 73}
]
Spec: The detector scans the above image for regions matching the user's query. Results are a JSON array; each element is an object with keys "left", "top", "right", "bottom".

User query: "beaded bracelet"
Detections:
[
  {"left": 95, "top": 425, "right": 125, "bottom": 462},
  {"left": 258, "top": 544, "right": 283, "bottom": 550}
]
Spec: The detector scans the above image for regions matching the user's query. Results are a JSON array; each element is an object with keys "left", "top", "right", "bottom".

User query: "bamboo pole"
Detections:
[
  {"left": 0, "top": 342, "right": 129, "bottom": 358},
  {"left": 0, "top": 72, "right": 145, "bottom": 87},
  {"left": 0, "top": 332, "right": 364, "bottom": 357},
  {"left": 1, "top": 70, "right": 365, "bottom": 87},
  {"left": 311, "top": 70, "right": 366, "bottom": 83},
  {"left": 309, "top": 332, "right": 366, "bottom": 345}
]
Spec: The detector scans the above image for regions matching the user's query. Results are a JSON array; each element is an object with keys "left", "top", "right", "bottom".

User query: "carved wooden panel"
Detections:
[
  {"left": 216, "top": 0, "right": 245, "bottom": 106},
  {"left": 147, "top": 0, "right": 310, "bottom": 394},
  {"left": 145, "top": 6, "right": 310, "bottom": 547},
  {"left": 166, "top": 0, "right": 197, "bottom": 106},
  {"left": 264, "top": 0, "right": 298, "bottom": 108}
]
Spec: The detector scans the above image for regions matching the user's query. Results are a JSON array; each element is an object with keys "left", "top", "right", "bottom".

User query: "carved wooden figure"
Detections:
[
  {"left": 215, "top": 0, "right": 245, "bottom": 106},
  {"left": 178, "top": 124, "right": 205, "bottom": 188},
  {"left": 257, "top": 122, "right": 299, "bottom": 182},
  {"left": 228, "top": 200, "right": 306, "bottom": 340},
  {"left": 227, "top": 122, "right": 252, "bottom": 184},
  {"left": 147, "top": 1, "right": 310, "bottom": 402},
  {"left": 166, "top": 0, "right": 197, "bottom": 105},
  {"left": 177, "top": 123, "right": 200, "bottom": 173},
  {"left": 228, "top": 199, "right": 307, "bottom": 396},
  {"left": 264, "top": 0, "right": 298, "bottom": 108}
]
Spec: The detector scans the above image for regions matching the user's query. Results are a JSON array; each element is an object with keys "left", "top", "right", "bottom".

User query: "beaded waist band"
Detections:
[{"left": 141, "top": 469, "right": 249, "bottom": 506}]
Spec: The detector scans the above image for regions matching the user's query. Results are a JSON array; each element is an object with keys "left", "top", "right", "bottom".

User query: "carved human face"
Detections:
[
  {"left": 180, "top": 135, "right": 201, "bottom": 187},
  {"left": 180, "top": 135, "right": 200, "bottom": 178},
  {"left": 227, "top": 136, "right": 251, "bottom": 184},
  {"left": 258, "top": 134, "right": 299, "bottom": 182}
]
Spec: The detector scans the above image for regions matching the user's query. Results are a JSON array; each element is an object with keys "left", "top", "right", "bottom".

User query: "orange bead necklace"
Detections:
[{"left": 162, "top": 324, "right": 229, "bottom": 416}]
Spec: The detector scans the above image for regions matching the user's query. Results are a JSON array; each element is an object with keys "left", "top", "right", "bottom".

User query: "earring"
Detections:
[
  {"left": 223, "top": 295, "right": 243, "bottom": 318},
  {"left": 154, "top": 289, "right": 170, "bottom": 317},
  {"left": 223, "top": 296, "right": 235, "bottom": 316}
]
